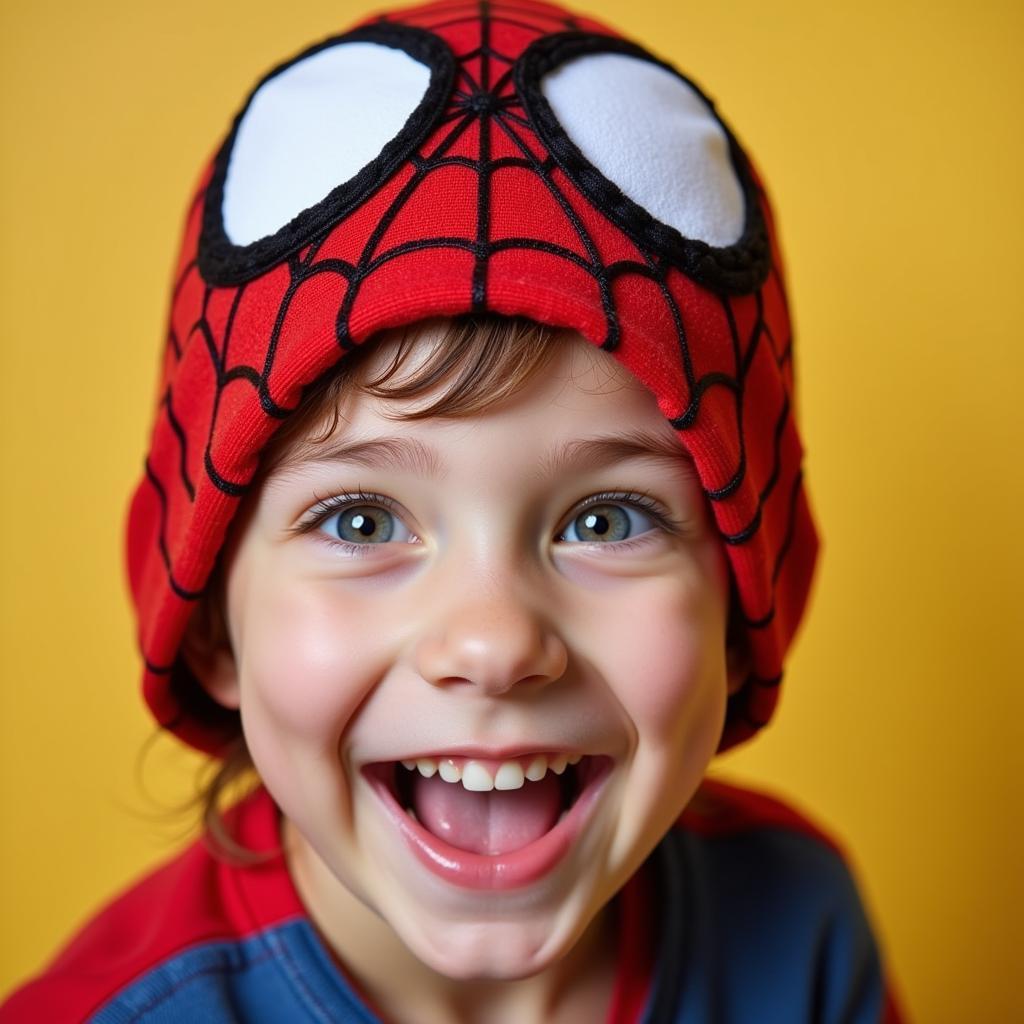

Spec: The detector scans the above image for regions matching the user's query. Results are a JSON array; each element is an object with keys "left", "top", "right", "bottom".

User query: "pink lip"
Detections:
[
  {"left": 363, "top": 757, "right": 612, "bottom": 891},
  {"left": 394, "top": 745, "right": 581, "bottom": 762}
]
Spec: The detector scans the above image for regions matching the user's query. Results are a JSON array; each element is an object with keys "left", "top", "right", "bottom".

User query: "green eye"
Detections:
[{"left": 561, "top": 502, "right": 655, "bottom": 543}]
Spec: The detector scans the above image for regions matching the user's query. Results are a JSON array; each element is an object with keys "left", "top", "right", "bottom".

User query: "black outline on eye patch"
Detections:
[
  {"left": 514, "top": 32, "right": 770, "bottom": 294},
  {"left": 199, "top": 24, "right": 456, "bottom": 286}
]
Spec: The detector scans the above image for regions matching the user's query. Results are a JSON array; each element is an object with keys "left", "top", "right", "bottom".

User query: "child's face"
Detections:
[{"left": 204, "top": 328, "right": 732, "bottom": 980}]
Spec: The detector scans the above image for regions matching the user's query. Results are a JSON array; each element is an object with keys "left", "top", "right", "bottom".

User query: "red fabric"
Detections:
[
  {"left": 0, "top": 790, "right": 302, "bottom": 1022},
  {"left": 1, "top": 788, "right": 653, "bottom": 1023},
  {"left": 2, "top": 783, "right": 903, "bottom": 1023},
  {"left": 127, "top": 0, "right": 819, "bottom": 754},
  {"left": 681, "top": 776, "right": 844, "bottom": 853},
  {"left": 606, "top": 851, "right": 656, "bottom": 1023}
]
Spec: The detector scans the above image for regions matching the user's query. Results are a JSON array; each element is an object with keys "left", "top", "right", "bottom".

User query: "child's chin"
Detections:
[{"left": 398, "top": 917, "right": 577, "bottom": 982}]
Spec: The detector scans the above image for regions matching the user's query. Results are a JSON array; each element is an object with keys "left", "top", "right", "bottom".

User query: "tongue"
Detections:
[{"left": 410, "top": 773, "right": 562, "bottom": 855}]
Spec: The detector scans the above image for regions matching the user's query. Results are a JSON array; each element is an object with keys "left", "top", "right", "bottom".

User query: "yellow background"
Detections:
[{"left": 2, "top": 1, "right": 1021, "bottom": 1019}]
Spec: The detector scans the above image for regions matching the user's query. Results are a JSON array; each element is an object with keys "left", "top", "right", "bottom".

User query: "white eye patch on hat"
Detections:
[
  {"left": 201, "top": 24, "right": 455, "bottom": 285},
  {"left": 223, "top": 41, "right": 433, "bottom": 246},
  {"left": 206, "top": 27, "right": 764, "bottom": 293},
  {"left": 539, "top": 52, "right": 744, "bottom": 248},
  {"left": 513, "top": 33, "right": 765, "bottom": 291}
]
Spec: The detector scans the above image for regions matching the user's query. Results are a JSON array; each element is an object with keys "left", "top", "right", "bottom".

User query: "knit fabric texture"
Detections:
[{"left": 126, "top": 0, "right": 818, "bottom": 755}]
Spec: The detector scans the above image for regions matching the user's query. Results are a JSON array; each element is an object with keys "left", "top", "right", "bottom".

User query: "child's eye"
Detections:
[
  {"left": 559, "top": 496, "right": 667, "bottom": 544},
  {"left": 295, "top": 492, "right": 416, "bottom": 548},
  {"left": 320, "top": 504, "right": 414, "bottom": 545}
]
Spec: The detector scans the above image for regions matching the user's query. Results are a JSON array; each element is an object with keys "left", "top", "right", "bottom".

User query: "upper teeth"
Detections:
[{"left": 399, "top": 753, "right": 581, "bottom": 792}]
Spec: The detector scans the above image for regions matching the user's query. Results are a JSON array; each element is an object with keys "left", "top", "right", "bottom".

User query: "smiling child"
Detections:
[{"left": 1, "top": 1, "right": 900, "bottom": 1021}]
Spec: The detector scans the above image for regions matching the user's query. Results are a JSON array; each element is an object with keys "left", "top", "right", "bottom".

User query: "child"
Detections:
[{"left": 1, "top": 1, "right": 901, "bottom": 1021}]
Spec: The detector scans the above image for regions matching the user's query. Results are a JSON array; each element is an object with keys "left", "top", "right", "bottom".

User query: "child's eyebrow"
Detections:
[
  {"left": 538, "top": 429, "right": 695, "bottom": 478},
  {"left": 271, "top": 429, "right": 693, "bottom": 480},
  {"left": 272, "top": 436, "right": 445, "bottom": 477}
]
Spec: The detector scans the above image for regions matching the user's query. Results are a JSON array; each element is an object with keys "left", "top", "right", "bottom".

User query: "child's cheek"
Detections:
[
  {"left": 593, "top": 566, "right": 728, "bottom": 868},
  {"left": 237, "top": 576, "right": 382, "bottom": 746},
  {"left": 601, "top": 569, "right": 727, "bottom": 736}
]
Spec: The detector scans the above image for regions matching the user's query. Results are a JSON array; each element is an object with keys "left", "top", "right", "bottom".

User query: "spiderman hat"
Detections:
[{"left": 127, "top": 0, "right": 818, "bottom": 756}]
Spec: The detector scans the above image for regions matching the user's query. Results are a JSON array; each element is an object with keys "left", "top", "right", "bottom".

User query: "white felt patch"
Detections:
[
  {"left": 223, "top": 42, "right": 432, "bottom": 246},
  {"left": 541, "top": 53, "right": 744, "bottom": 247}
]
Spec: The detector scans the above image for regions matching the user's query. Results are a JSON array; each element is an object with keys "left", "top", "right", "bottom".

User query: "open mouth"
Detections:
[{"left": 363, "top": 753, "right": 611, "bottom": 890}]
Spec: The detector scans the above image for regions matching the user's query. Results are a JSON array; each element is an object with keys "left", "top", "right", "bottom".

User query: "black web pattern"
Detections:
[{"left": 139, "top": 0, "right": 810, "bottom": 746}]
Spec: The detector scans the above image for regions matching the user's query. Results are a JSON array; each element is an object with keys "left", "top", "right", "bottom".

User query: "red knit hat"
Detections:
[{"left": 127, "top": 0, "right": 818, "bottom": 755}]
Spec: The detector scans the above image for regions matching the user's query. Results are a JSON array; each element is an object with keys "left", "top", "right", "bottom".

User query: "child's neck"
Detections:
[{"left": 282, "top": 817, "right": 618, "bottom": 1024}]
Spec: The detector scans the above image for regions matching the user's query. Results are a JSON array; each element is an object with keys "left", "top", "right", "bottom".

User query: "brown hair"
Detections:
[{"left": 170, "top": 314, "right": 564, "bottom": 863}]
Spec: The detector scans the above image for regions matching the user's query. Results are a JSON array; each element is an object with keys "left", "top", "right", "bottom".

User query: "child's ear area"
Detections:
[
  {"left": 180, "top": 595, "right": 241, "bottom": 711},
  {"left": 724, "top": 607, "right": 751, "bottom": 697},
  {"left": 726, "top": 639, "right": 750, "bottom": 697}
]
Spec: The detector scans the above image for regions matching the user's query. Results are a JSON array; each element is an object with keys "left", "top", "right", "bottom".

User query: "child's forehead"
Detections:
[
  {"left": 353, "top": 325, "right": 649, "bottom": 411},
  {"left": 265, "top": 327, "right": 688, "bottom": 478}
]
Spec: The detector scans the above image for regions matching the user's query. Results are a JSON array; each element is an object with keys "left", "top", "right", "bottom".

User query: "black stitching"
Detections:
[
  {"left": 163, "top": 387, "right": 195, "bottom": 501},
  {"left": 757, "top": 393, "right": 791, "bottom": 506},
  {"left": 199, "top": 25, "right": 457, "bottom": 285},
  {"left": 166, "top": 326, "right": 181, "bottom": 361},
  {"left": 143, "top": 460, "right": 204, "bottom": 600},
  {"left": 771, "top": 469, "right": 805, "bottom": 586},
  {"left": 420, "top": 1, "right": 572, "bottom": 29},
  {"left": 471, "top": 2, "right": 494, "bottom": 309},
  {"left": 156, "top": 4, "right": 806, "bottom": 748},
  {"left": 514, "top": 32, "right": 770, "bottom": 294},
  {"left": 489, "top": 106, "right": 620, "bottom": 348},
  {"left": 428, "top": 13, "right": 567, "bottom": 36},
  {"left": 220, "top": 283, "right": 245, "bottom": 365},
  {"left": 722, "top": 504, "right": 762, "bottom": 547},
  {"left": 203, "top": 449, "right": 249, "bottom": 498},
  {"left": 332, "top": 108, "right": 482, "bottom": 349},
  {"left": 733, "top": 469, "right": 806, "bottom": 628},
  {"left": 458, "top": 44, "right": 518, "bottom": 66},
  {"left": 457, "top": 60, "right": 482, "bottom": 94},
  {"left": 699, "top": 293, "right": 750, "bottom": 501}
]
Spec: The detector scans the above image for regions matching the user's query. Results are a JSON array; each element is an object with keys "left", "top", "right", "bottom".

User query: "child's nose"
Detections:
[{"left": 413, "top": 588, "right": 568, "bottom": 696}]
